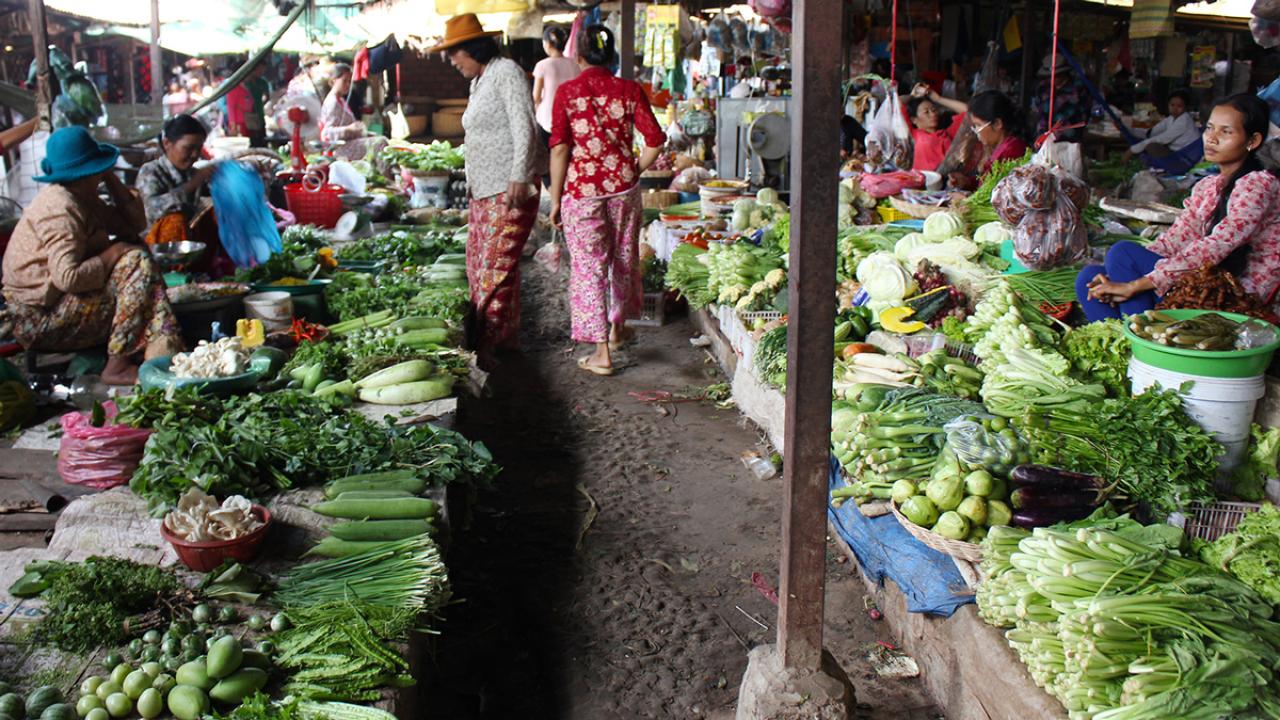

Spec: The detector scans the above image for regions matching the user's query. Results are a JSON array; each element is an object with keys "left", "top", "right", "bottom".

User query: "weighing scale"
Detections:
[
  {"left": 746, "top": 113, "right": 790, "bottom": 191},
  {"left": 152, "top": 241, "right": 207, "bottom": 287}
]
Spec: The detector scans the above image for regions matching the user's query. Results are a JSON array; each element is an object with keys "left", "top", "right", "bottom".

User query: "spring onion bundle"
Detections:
[
  {"left": 275, "top": 535, "right": 449, "bottom": 612},
  {"left": 978, "top": 517, "right": 1280, "bottom": 719},
  {"left": 1001, "top": 266, "right": 1081, "bottom": 306}
]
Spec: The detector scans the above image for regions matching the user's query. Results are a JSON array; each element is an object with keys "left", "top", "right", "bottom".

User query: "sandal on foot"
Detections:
[{"left": 577, "top": 356, "right": 614, "bottom": 376}]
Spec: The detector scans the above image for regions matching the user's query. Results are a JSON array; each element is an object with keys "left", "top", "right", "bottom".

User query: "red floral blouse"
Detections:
[
  {"left": 1148, "top": 170, "right": 1280, "bottom": 305},
  {"left": 549, "top": 67, "right": 666, "bottom": 200}
]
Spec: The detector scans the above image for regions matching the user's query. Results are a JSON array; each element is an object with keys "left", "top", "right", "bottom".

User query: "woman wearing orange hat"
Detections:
[{"left": 434, "top": 14, "right": 545, "bottom": 369}]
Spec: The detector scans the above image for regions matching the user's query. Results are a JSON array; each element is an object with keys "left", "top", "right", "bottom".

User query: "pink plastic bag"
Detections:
[
  {"left": 534, "top": 233, "right": 564, "bottom": 274},
  {"left": 859, "top": 170, "right": 925, "bottom": 199},
  {"left": 57, "top": 402, "right": 153, "bottom": 489}
]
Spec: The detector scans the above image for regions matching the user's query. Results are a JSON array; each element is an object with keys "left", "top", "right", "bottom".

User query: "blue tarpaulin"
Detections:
[{"left": 827, "top": 457, "right": 975, "bottom": 617}]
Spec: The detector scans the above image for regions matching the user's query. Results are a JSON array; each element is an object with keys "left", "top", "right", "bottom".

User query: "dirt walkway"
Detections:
[{"left": 426, "top": 259, "right": 940, "bottom": 719}]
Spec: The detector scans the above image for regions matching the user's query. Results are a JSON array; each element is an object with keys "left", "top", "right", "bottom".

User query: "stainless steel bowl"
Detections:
[{"left": 151, "top": 241, "right": 207, "bottom": 268}]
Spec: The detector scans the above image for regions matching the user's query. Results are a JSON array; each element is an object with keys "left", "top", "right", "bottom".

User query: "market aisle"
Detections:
[{"left": 425, "top": 258, "right": 939, "bottom": 719}]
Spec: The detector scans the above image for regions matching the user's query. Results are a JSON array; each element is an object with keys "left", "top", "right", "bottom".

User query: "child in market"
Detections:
[{"left": 1077, "top": 94, "right": 1280, "bottom": 321}]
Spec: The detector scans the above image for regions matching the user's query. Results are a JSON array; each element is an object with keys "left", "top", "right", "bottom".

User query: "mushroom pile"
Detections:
[
  {"left": 163, "top": 487, "right": 262, "bottom": 542},
  {"left": 169, "top": 337, "right": 249, "bottom": 378}
]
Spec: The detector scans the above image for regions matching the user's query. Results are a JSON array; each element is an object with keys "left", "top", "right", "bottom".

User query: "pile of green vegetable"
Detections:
[
  {"left": 275, "top": 601, "right": 417, "bottom": 702},
  {"left": 1227, "top": 424, "right": 1280, "bottom": 501},
  {"left": 978, "top": 514, "right": 1280, "bottom": 719},
  {"left": 335, "top": 228, "right": 461, "bottom": 269},
  {"left": 1060, "top": 318, "right": 1131, "bottom": 398},
  {"left": 1196, "top": 503, "right": 1280, "bottom": 605},
  {"left": 754, "top": 325, "right": 788, "bottom": 389},
  {"left": 129, "top": 391, "right": 498, "bottom": 515},
  {"left": 664, "top": 243, "right": 713, "bottom": 307},
  {"left": 378, "top": 140, "right": 464, "bottom": 173}
]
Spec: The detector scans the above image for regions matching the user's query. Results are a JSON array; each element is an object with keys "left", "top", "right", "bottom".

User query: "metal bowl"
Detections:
[{"left": 152, "top": 241, "right": 207, "bottom": 268}]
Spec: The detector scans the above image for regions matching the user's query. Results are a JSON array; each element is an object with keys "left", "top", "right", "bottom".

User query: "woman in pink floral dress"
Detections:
[
  {"left": 548, "top": 25, "right": 665, "bottom": 376},
  {"left": 1079, "top": 94, "right": 1280, "bottom": 321}
]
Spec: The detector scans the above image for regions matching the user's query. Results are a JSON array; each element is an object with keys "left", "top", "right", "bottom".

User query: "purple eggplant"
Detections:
[
  {"left": 1010, "top": 486, "right": 1100, "bottom": 511},
  {"left": 1010, "top": 465, "right": 1103, "bottom": 491},
  {"left": 1011, "top": 507, "right": 1095, "bottom": 529}
]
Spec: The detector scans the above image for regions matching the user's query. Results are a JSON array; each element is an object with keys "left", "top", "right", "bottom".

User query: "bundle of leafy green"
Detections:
[
  {"left": 1228, "top": 425, "right": 1280, "bottom": 501},
  {"left": 1061, "top": 318, "right": 1131, "bottom": 397},
  {"left": 1197, "top": 504, "right": 1280, "bottom": 605},
  {"left": 11, "top": 557, "right": 183, "bottom": 652}
]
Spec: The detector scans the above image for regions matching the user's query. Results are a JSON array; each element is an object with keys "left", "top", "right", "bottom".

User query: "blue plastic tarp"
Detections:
[{"left": 827, "top": 457, "right": 975, "bottom": 617}]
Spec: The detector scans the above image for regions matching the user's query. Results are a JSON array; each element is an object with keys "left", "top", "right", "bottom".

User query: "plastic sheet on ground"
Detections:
[{"left": 826, "top": 457, "right": 974, "bottom": 617}]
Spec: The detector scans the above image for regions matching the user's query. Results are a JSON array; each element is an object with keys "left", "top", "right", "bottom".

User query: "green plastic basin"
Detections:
[{"left": 1122, "top": 308, "right": 1280, "bottom": 378}]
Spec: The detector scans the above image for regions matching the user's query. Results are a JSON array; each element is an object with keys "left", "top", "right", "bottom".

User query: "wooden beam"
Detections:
[
  {"left": 149, "top": 0, "right": 161, "bottom": 106},
  {"left": 27, "top": 0, "right": 49, "bottom": 129},
  {"left": 777, "top": 0, "right": 841, "bottom": 672},
  {"left": 619, "top": 0, "right": 635, "bottom": 81}
]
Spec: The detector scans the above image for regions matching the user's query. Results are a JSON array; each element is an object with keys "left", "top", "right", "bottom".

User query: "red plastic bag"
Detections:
[
  {"left": 57, "top": 402, "right": 153, "bottom": 489},
  {"left": 860, "top": 170, "right": 925, "bottom": 199}
]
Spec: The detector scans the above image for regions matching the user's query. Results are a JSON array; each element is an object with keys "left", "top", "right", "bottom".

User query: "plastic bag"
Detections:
[
  {"left": 1237, "top": 319, "right": 1279, "bottom": 349},
  {"left": 1031, "top": 132, "right": 1086, "bottom": 182},
  {"left": 992, "top": 164, "right": 1088, "bottom": 270},
  {"left": 860, "top": 170, "right": 925, "bottom": 199},
  {"left": 1253, "top": 15, "right": 1280, "bottom": 47},
  {"left": 535, "top": 232, "right": 564, "bottom": 274},
  {"left": 57, "top": 402, "right": 153, "bottom": 489},
  {"left": 865, "top": 89, "right": 912, "bottom": 169},
  {"left": 943, "top": 416, "right": 1032, "bottom": 479},
  {"left": 210, "top": 161, "right": 282, "bottom": 268}
]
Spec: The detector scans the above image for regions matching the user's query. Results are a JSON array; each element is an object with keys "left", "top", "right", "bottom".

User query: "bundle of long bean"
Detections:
[
  {"left": 276, "top": 600, "right": 417, "bottom": 702},
  {"left": 275, "top": 535, "right": 449, "bottom": 613},
  {"left": 1001, "top": 266, "right": 1082, "bottom": 306}
]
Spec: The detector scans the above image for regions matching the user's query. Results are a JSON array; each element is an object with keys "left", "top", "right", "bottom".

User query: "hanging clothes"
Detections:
[{"left": 352, "top": 47, "right": 370, "bottom": 82}]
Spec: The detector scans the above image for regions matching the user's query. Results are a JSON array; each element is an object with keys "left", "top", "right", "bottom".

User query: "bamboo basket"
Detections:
[
  {"left": 889, "top": 194, "right": 949, "bottom": 219},
  {"left": 641, "top": 190, "right": 679, "bottom": 210},
  {"left": 891, "top": 502, "right": 984, "bottom": 563}
]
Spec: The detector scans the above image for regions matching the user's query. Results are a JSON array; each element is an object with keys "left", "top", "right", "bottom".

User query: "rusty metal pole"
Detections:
[
  {"left": 620, "top": 0, "right": 636, "bottom": 81},
  {"left": 150, "top": 0, "right": 162, "bottom": 107},
  {"left": 777, "top": 0, "right": 842, "bottom": 672},
  {"left": 27, "top": 0, "right": 51, "bottom": 130}
]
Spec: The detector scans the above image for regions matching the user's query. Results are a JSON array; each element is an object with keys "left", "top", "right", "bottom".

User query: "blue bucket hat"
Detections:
[{"left": 34, "top": 126, "right": 120, "bottom": 184}]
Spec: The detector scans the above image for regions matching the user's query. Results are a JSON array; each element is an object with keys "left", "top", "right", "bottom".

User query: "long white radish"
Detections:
[
  {"left": 355, "top": 360, "right": 434, "bottom": 390},
  {"left": 850, "top": 352, "right": 912, "bottom": 373}
]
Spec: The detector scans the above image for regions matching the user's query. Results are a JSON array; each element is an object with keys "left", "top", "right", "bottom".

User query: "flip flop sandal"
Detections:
[{"left": 577, "top": 356, "right": 615, "bottom": 376}]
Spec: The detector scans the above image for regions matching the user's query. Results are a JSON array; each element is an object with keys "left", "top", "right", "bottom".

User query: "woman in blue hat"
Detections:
[{"left": 2, "top": 126, "right": 182, "bottom": 385}]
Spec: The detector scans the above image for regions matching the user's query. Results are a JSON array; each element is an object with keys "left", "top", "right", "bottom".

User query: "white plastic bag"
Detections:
[
  {"left": 865, "top": 89, "right": 912, "bottom": 168},
  {"left": 1031, "top": 132, "right": 1086, "bottom": 182},
  {"left": 535, "top": 231, "right": 564, "bottom": 274}
]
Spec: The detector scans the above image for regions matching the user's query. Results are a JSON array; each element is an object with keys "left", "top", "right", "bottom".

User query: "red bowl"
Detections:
[{"left": 160, "top": 505, "right": 272, "bottom": 572}]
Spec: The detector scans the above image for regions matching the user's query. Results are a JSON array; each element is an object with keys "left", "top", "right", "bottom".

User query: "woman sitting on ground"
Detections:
[
  {"left": 947, "top": 91, "right": 1029, "bottom": 191},
  {"left": 904, "top": 82, "right": 968, "bottom": 172},
  {"left": 2, "top": 127, "right": 183, "bottom": 384},
  {"left": 1077, "top": 94, "right": 1280, "bottom": 321},
  {"left": 1125, "top": 90, "right": 1200, "bottom": 161}
]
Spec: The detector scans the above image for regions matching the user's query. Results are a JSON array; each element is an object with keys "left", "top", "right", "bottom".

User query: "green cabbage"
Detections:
[
  {"left": 1197, "top": 504, "right": 1280, "bottom": 605},
  {"left": 1229, "top": 425, "right": 1280, "bottom": 501},
  {"left": 973, "top": 221, "right": 1012, "bottom": 246},
  {"left": 923, "top": 211, "right": 965, "bottom": 240}
]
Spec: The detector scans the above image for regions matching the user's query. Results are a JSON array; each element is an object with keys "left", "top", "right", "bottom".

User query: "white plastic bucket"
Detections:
[
  {"left": 1128, "top": 357, "right": 1265, "bottom": 472},
  {"left": 410, "top": 172, "right": 451, "bottom": 210},
  {"left": 243, "top": 291, "right": 293, "bottom": 333}
]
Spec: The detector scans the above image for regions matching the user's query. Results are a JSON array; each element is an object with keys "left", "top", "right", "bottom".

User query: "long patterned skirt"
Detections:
[
  {"left": 466, "top": 189, "right": 540, "bottom": 358},
  {"left": 7, "top": 249, "right": 182, "bottom": 358},
  {"left": 561, "top": 187, "right": 643, "bottom": 344}
]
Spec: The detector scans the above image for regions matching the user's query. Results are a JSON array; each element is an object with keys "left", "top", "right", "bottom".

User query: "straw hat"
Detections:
[{"left": 427, "top": 14, "right": 502, "bottom": 53}]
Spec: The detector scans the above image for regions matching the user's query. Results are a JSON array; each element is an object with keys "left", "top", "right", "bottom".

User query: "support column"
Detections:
[
  {"left": 150, "top": 0, "right": 162, "bottom": 107},
  {"left": 27, "top": 0, "right": 51, "bottom": 130},
  {"left": 778, "top": 0, "right": 841, "bottom": 673},
  {"left": 620, "top": 0, "right": 635, "bottom": 80}
]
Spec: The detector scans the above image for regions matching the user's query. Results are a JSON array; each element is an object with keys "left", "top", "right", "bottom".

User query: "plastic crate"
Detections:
[
  {"left": 875, "top": 205, "right": 911, "bottom": 223},
  {"left": 739, "top": 310, "right": 784, "bottom": 326},
  {"left": 1182, "top": 501, "right": 1262, "bottom": 542},
  {"left": 627, "top": 292, "right": 667, "bottom": 328}
]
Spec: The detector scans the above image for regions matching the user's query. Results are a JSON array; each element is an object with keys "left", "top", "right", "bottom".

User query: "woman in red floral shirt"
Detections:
[
  {"left": 1078, "top": 94, "right": 1280, "bottom": 321},
  {"left": 548, "top": 25, "right": 666, "bottom": 376}
]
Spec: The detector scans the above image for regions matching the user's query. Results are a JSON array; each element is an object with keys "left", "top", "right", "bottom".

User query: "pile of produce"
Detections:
[
  {"left": 888, "top": 445, "right": 1013, "bottom": 543},
  {"left": 275, "top": 601, "right": 416, "bottom": 702},
  {"left": 1060, "top": 319, "right": 1131, "bottom": 398},
  {"left": 335, "top": 227, "right": 462, "bottom": 269},
  {"left": 1227, "top": 424, "right": 1280, "bottom": 501},
  {"left": 754, "top": 324, "right": 788, "bottom": 389},
  {"left": 164, "top": 488, "right": 262, "bottom": 542},
  {"left": 1128, "top": 309, "right": 1245, "bottom": 351},
  {"left": 704, "top": 241, "right": 784, "bottom": 306},
  {"left": 1002, "top": 266, "right": 1080, "bottom": 307},
  {"left": 1196, "top": 503, "right": 1280, "bottom": 605},
  {"left": 959, "top": 151, "right": 1030, "bottom": 227},
  {"left": 1156, "top": 263, "right": 1278, "bottom": 320},
  {"left": 169, "top": 337, "right": 250, "bottom": 379},
  {"left": 306, "top": 468, "right": 441, "bottom": 558},
  {"left": 325, "top": 267, "right": 468, "bottom": 323},
  {"left": 379, "top": 140, "right": 464, "bottom": 173},
  {"left": 275, "top": 534, "right": 448, "bottom": 613},
  {"left": 835, "top": 225, "right": 901, "bottom": 282},
  {"left": 1021, "top": 388, "right": 1220, "bottom": 517},
  {"left": 128, "top": 390, "right": 498, "bottom": 515},
  {"left": 234, "top": 226, "right": 333, "bottom": 286},
  {"left": 977, "top": 515, "right": 1280, "bottom": 719}
]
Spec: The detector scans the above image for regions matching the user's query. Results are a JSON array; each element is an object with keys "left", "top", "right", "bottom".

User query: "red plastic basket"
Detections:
[
  {"left": 284, "top": 183, "right": 345, "bottom": 228},
  {"left": 161, "top": 505, "right": 273, "bottom": 572}
]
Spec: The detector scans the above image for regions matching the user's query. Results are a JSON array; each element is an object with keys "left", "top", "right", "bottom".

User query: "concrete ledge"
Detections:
[{"left": 829, "top": 525, "right": 1066, "bottom": 720}]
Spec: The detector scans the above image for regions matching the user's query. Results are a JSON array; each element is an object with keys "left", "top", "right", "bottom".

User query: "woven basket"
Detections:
[
  {"left": 642, "top": 190, "right": 679, "bottom": 210},
  {"left": 891, "top": 502, "right": 983, "bottom": 563},
  {"left": 889, "top": 195, "right": 949, "bottom": 219}
]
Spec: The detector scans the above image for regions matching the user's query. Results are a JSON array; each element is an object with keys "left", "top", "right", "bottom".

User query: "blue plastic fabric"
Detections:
[
  {"left": 826, "top": 457, "right": 975, "bottom": 617},
  {"left": 209, "top": 161, "right": 282, "bottom": 268}
]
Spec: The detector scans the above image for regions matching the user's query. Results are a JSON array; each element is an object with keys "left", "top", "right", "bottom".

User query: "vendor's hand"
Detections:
[
  {"left": 506, "top": 181, "right": 531, "bottom": 211},
  {"left": 911, "top": 83, "right": 932, "bottom": 99},
  {"left": 1086, "top": 274, "right": 1139, "bottom": 304},
  {"left": 99, "top": 242, "right": 140, "bottom": 269},
  {"left": 194, "top": 164, "right": 216, "bottom": 185}
]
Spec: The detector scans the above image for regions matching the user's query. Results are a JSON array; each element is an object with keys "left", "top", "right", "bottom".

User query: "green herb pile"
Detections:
[
  {"left": 324, "top": 273, "right": 432, "bottom": 322},
  {"left": 14, "top": 557, "right": 183, "bottom": 652},
  {"left": 379, "top": 140, "right": 464, "bottom": 173},
  {"left": 114, "top": 386, "right": 222, "bottom": 428},
  {"left": 1060, "top": 318, "right": 1132, "bottom": 397},
  {"left": 1022, "top": 388, "right": 1220, "bottom": 517},
  {"left": 1197, "top": 504, "right": 1280, "bottom": 605},
  {"left": 130, "top": 391, "right": 499, "bottom": 515},
  {"left": 235, "top": 226, "right": 332, "bottom": 285},
  {"left": 755, "top": 325, "right": 788, "bottom": 389},
  {"left": 275, "top": 601, "right": 419, "bottom": 702},
  {"left": 1002, "top": 266, "right": 1081, "bottom": 307},
  {"left": 960, "top": 150, "right": 1031, "bottom": 227},
  {"left": 335, "top": 228, "right": 461, "bottom": 268}
]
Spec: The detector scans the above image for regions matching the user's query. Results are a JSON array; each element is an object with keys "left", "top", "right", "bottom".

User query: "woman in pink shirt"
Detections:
[
  {"left": 532, "top": 27, "right": 579, "bottom": 145},
  {"left": 904, "top": 83, "right": 968, "bottom": 171}
]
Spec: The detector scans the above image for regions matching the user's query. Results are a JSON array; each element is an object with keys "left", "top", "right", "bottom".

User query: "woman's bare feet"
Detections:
[{"left": 101, "top": 355, "right": 139, "bottom": 386}]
